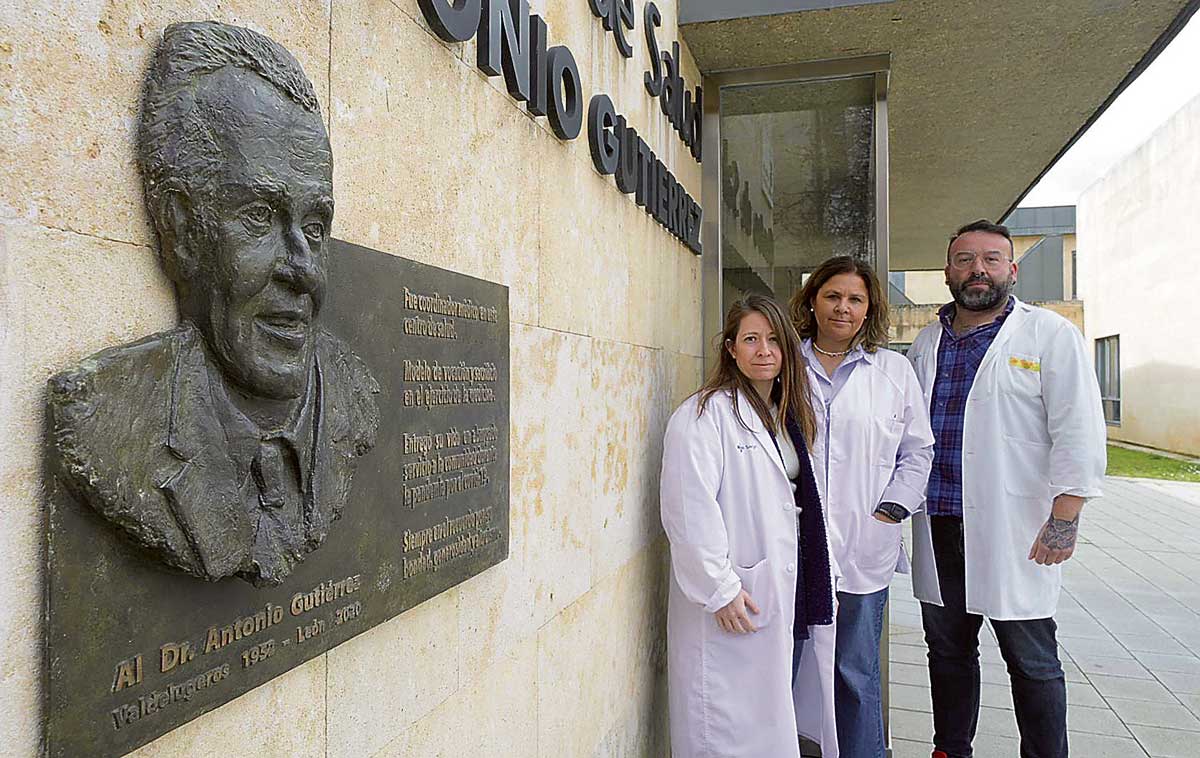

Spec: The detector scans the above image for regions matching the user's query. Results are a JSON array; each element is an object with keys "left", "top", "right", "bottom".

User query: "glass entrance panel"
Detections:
[{"left": 719, "top": 75, "right": 877, "bottom": 307}]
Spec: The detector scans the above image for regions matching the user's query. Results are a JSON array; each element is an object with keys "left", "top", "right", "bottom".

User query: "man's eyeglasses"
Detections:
[{"left": 949, "top": 251, "right": 1013, "bottom": 270}]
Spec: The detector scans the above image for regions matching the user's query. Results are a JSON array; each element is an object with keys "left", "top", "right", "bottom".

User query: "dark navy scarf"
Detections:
[{"left": 773, "top": 414, "right": 834, "bottom": 640}]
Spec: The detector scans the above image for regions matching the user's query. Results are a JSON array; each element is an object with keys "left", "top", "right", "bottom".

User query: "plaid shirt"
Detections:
[{"left": 925, "top": 297, "right": 1015, "bottom": 517}]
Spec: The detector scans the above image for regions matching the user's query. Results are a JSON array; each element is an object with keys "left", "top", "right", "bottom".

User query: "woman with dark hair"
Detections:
[
  {"left": 790, "top": 257, "right": 934, "bottom": 758},
  {"left": 661, "top": 293, "right": 840, "bottom": 758}
]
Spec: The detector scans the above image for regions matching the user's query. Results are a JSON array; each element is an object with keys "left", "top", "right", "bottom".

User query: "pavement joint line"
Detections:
[{"left": 886, "top": 478, "right": 1200, "bottom": 753}]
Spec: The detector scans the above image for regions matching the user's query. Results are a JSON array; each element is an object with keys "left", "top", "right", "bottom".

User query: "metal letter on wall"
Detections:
[{"left": 44, "top": 22, "right": 510, "bottom": 758}]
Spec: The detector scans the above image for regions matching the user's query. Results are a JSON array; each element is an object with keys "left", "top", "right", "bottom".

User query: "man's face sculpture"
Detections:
[{"left": 185, "top": 67, "right": 334, "bottom": 400}]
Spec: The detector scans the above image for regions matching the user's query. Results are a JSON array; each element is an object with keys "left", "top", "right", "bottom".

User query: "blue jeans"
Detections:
[
  {"left": 921, "top": 516, "right": 1067, "bottom": 758},
  {"left": 833, "top": 588, "right": 889, "bottom": 758}
]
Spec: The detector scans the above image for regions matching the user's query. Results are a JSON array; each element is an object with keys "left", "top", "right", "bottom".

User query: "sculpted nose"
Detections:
[{"left": 277, "top": 224, "right": 324, "bottom": 296}]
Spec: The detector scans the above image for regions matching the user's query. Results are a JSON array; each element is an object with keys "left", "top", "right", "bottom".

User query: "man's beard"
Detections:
[{"left": 950, "top": 273, "right": 1013, "bottom": 311}]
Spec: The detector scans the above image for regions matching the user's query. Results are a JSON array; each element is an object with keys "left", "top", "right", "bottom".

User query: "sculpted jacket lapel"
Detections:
[
  {"left": 307, "top": 337, "right": 352, "bottom": 548},
  {"left": 156, "top": 328, "right": 254, "bottom": 580}
]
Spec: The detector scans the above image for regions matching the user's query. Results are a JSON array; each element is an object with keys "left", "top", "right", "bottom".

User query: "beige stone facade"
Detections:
[
  {"left": 1078, "top": 93, "right": 1200, "bottom": 457},
  {"left": 0, "top": 2, "right": 704, "bottom": 755}
]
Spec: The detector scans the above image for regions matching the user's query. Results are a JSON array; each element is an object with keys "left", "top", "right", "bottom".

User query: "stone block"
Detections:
[
  {"left": 329, "top": 0, "right": 542, "bottom": 326},
  {"left": 535, "top": 142, "right": 629, "bottom": 339},
  {"left": 0, "top": 220, "right": 175, "bottom": 757},
  {"left": 372, "top": 637, "right": 538, "bottom": 758},
  {"left": 669, "top": 352, "right": 704, "bottom": 407},
  {"left": 0, "top": 1, "right": 331, "bottom": 245},
  {"left": 454, "top": 530, "right": 536, "bottom": 679},
  {"left": 536, "top": 542, "right": 669, "bottom": 758},
  {"left": 127, "top": 656, "right": 327, "bottom": 758},
  {"left": 658, "top": 227, "right": 704, "bottom": 357},
  {"left": 325, "top": 588, "right": 462, "bottom": 758},
  {"left": 508, "top": 324, "right": 595, "bottom": 625},
  {"left": 589, "top": 340, "right": 669, "bottom": 582}
]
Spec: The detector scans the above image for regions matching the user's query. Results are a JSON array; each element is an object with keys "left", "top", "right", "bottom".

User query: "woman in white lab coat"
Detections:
[
  {"left": 661, "top": 294, "right": 839, "bottom": 758},
  {"left": 789, "top": 257, "right": 934, "bottom": 758}
]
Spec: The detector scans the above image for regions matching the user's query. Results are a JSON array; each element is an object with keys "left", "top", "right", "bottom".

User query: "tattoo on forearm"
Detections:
[{"left": 1040, "top": 514, "right": 1079, "bottom": 551}]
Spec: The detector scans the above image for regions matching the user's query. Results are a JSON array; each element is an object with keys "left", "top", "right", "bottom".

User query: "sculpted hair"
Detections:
[
  {"left": 947, "top": 219, "right": 1014, "bottom": 258},
  {"left": 697, "top": 294, "right": 817, "bottom": 446},
  {"left": 137, "top": 21, "right": 324, "bottom": 247},
  {"left": 789, "top": 256, "right": 889, "bottom": 353}
]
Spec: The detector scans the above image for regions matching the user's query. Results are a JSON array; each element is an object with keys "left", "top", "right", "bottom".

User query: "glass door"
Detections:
[{"left": 700, "top": 57, "right": 889, "bottom": 347}]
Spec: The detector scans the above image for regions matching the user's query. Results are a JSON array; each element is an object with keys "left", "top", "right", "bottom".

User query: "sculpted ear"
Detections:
[{"left": 154, "top": 190, "right": 200, "bottom": 283}]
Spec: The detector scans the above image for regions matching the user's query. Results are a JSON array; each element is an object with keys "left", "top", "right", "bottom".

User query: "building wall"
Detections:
[
  {"left": 1061, "top": 232, "right": 1077, "bottom": 300},
  {"left": 1012, "top": 234, "right": 1042, "bottom": 261},
  {"left": 1078, "top": 93, "right": 1200, "bottom": 457},
  {"left": 0, "top": 2, "right": 706, "bottom": 756},
  {"left": 893, "top": 228, "right": 1079, "bottom": 307},
  {"left": 896, "top": 270, "right": 948, "bottom": 304}
]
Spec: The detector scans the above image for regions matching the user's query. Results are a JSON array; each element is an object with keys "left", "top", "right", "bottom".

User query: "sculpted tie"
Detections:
[{"left": 250, "top": 438, "right": 306, "bottom": 583}]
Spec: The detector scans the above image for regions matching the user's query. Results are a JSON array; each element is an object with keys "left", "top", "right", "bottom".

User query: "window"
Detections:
[
  {"left": 1095, "top": 336, "right": 1120, "bottom": 425},
  {"left": 1070, "top": 250, "right": 1077, "bottom": 300}
]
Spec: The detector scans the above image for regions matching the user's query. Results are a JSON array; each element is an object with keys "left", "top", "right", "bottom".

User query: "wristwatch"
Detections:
[{"left": 874, "top": 502, "right": 910, "bottom": 522}]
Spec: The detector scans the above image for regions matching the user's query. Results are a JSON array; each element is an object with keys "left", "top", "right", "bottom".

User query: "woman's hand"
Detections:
[{"left": 715, "top": 589, "right": 760, "bottom": 634}]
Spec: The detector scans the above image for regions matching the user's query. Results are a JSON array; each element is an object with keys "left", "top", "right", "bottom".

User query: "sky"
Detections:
[{"left": 1018, "top": 11, "right": 1200, "bottom": 208}]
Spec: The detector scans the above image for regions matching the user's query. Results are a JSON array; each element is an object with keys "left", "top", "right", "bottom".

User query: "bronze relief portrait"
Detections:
[{"left": 48, "top": 21, "right": 379, "bottom": 587}]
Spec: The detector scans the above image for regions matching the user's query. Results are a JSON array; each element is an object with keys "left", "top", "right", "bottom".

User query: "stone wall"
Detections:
[{"left": 0, "top": 1, "right": 705, "bottom": 755}]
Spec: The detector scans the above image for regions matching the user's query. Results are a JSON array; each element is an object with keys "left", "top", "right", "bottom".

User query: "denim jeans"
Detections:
[
  {"left": 920, "top": 516, "right": 1068, "bottom": 758},
  {"left": 834, "top": 588, "right": 889, "bottom": 758}
]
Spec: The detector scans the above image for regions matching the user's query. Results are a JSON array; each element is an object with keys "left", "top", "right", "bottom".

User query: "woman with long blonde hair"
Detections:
[{"left": 661, "top": 293, "right": 840, "bottom": 758}]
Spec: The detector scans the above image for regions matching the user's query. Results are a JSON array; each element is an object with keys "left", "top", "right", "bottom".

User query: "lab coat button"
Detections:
[
  {"left": 786, "top": 563, "right": 796, "bottom": 573},
  {"left": 783, "top": 502, "right": 792, "bottom": 511}
]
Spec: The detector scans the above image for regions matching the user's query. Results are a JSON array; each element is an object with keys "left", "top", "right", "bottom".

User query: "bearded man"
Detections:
[{"left": 904, "top": 219, "right": 1106, "bottom": 758}]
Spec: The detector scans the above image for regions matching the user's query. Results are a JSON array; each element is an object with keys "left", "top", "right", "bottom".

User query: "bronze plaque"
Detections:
[{"left": 45, "top": 239, "right": 510, "bottom": 757}]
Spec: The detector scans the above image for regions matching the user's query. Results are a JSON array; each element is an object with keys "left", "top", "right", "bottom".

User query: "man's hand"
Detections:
[
  {"left": 715, "top": 589, "right": 760, "bottom": 634},
  {"left": 1028, "top": 495, "right": 1084, "bottom": 565}
]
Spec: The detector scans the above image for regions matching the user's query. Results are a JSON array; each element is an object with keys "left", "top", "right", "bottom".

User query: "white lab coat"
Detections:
[
  {"left": 907, "top": 299, "right": 1107, "bottom": 620},
  {"left": 660, "top": 389, "right": 838, "bottom": 758},
  {"left": 807, "top": 348, "right": 934, "bottom": 595}
]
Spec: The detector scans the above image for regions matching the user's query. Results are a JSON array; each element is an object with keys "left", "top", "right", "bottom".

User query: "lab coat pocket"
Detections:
[
  {"left": 1003, "top": 352, "right": 1043, "bottom": 397},
  {"left": 1002, "top": 435, "right": 1052, "bottom": 498},
  {"left": 861, "top": 515, "right": 903, "bottom": 577},
  {"left": 733, "top": 558, "right": 776, "bottom": 630}
]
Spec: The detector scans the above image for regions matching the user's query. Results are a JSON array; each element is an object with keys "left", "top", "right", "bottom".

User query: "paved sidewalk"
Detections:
[{"left": 887, "top": 477, "right": 1200, "bottom": 758}]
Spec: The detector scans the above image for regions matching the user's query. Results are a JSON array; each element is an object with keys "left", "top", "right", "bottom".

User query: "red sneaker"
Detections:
[{"left": 932, "top": 752, "right": 949, "bottom": 758}]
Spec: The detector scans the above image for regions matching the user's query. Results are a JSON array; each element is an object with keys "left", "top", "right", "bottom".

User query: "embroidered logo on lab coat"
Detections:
[{"left": 1009, "top": 356, "right": 1041, "bottom": 372}]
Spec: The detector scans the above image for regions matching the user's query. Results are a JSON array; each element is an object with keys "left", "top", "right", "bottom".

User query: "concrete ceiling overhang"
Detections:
[{"left": 680, "top": 0, "right": 1200, "bottom": 270}]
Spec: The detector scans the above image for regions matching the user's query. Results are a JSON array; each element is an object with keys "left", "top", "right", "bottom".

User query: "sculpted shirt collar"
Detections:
[{"left": 199, "top": 347, "right": 320, "bottom": 498}]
